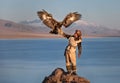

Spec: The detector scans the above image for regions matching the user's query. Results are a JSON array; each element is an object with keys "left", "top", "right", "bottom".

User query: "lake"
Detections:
[{"left": 0, "top": 37, "right": 120, "bottom": 83}]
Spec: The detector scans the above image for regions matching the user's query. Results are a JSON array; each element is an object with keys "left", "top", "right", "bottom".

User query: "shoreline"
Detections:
[
  {"left": 0, "top": 33, "right": 119, "bottom": 39},
  {"left": 0, "top": 35, "right": 119, "bottom": 40}
]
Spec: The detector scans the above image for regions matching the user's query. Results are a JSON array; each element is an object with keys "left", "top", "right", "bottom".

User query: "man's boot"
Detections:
[
  {"left": 66, "top": 66, "right": 72, "bottom": 74},
  {"left": 72, "top": 66, "right": 77, "bottom": 75}
]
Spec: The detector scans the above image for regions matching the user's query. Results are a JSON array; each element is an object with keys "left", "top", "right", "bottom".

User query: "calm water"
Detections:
[{"left": 0, "top": 37, "right": 120, "bottom": 83}]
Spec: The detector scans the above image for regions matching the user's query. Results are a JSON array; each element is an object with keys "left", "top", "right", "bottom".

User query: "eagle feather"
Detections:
[{"left": 37, "top": 9, "right": 81, "bottom": 34}]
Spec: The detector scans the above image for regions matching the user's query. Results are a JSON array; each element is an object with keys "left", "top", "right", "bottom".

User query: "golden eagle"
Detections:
[{"left": 37, "top": 9, "right": 81, "bottom": 34}]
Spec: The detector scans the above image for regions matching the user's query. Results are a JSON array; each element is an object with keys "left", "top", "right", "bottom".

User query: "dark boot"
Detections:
[
  {"left": 66, "top": 66, "right": 72, "bottom": 74},
  {"left": 72, "top": 71, "right": 77, "bottom": 75},
  {"left": 72, "top": 66, "right": 77, "bottom": 75}
]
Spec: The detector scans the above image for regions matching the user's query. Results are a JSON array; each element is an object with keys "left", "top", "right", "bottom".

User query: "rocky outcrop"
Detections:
[{"left": 42, "top": 68, "right": 90, "bottom": 83}]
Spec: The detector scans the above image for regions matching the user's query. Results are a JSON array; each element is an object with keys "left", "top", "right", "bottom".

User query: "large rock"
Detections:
[{"left": 42, "top": 68, "right": 90, "bottom": 83}]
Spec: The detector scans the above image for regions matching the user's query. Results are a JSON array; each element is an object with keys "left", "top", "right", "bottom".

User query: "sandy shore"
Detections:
[
  {"left": 0, "top": 32, "right": 64, "bottom": 39},
  {"left": 0, "top": 32, "right": 106, "bottom": 39}
]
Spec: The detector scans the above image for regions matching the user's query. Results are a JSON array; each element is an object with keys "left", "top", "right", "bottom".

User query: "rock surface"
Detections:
[{"left": 42, "top": 68, "right": 90, "bottom": 83}]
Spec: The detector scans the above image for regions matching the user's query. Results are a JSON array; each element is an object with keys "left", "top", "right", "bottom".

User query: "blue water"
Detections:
[{"left": 0, "top": 37, "right": 120, "bottom": 83}]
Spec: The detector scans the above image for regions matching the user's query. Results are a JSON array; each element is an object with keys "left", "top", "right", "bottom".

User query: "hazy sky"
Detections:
[{"left": 0, "top": 0, "right": 120, "bottom": 29}]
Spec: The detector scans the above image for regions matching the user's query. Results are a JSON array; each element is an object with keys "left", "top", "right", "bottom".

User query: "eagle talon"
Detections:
[{"left": 49, "top": 31, "right": 58, "bottom": 34}]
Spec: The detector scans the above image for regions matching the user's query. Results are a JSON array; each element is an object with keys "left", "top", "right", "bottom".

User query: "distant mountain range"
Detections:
[
  {"left": 0, "top": 19, "right": 54, "bottom": 38},
  {"left": 0, "top": 19, "right": 44, "bottom": 33},
  {"left": 0, "top": 19, "right": 120, "bottom": 38},
  {"left": 20, "top": 19, "right": 120, "bottom": 37}
]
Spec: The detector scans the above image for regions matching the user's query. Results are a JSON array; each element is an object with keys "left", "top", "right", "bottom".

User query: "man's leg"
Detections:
[
  {"left": 70, "top": 52, "right": 77, "bottom": 75},
  {"left": 65, "top": 51, "right": 72, "bottom": 74}
]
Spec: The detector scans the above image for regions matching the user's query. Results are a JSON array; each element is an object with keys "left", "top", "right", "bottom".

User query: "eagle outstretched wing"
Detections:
[
  {"left": 37, "top": 10, "right": 81, "bottom": 34},
  {"left": 62, "top": 12, "right": 81, "bottom": 28},
  {"left": 37, "top": 9, "right": 59, "bottom": 30}
]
